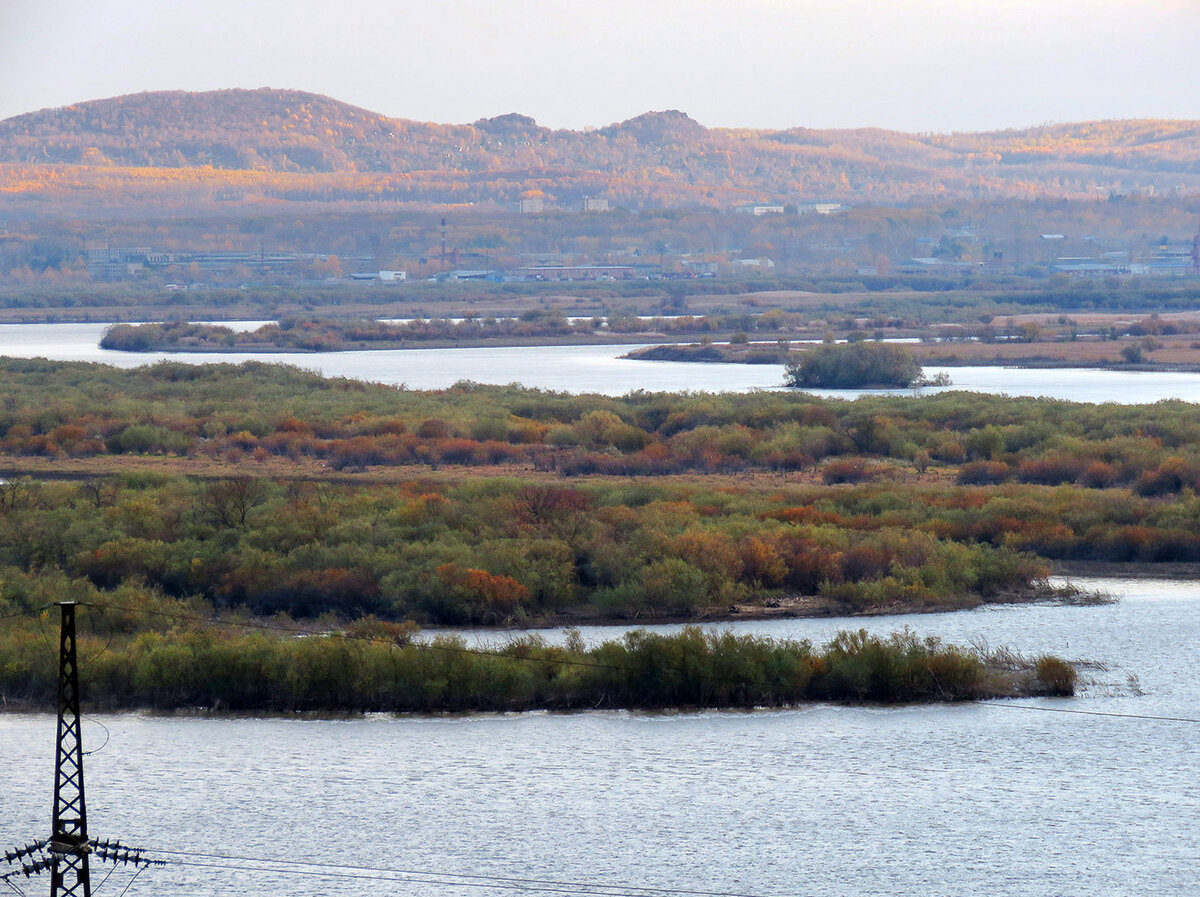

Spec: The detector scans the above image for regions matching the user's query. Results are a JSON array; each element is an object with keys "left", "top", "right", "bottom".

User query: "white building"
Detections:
[
  {"left": 796, "top": 202, "right": 844, "bottom": 215},
  {"left": 735, "top": 204, "right": 785, "bottom": 216}
]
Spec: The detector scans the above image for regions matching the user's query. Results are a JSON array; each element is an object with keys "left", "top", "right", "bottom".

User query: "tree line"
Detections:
[
  {"left": 0, "top": 606, "right": 1074, "bottom": 712},
  {"left": 5, "top": 359, "right": 1200, "bottom": 492}
]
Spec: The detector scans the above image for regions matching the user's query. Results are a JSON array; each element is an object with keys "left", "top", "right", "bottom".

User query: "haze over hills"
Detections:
[{"left": 4, "top": 88, "right": 1200, "bottom": 214}]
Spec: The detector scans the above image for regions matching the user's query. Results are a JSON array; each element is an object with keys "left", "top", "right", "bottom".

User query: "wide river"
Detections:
[
  {"left": 2, "top": 325, "right": 1198, "bottom": 894},
  {"left": 1, "top": 578, "right": 1198, "bottom": 897},
  {"left": 5, "top": 321, "right": 1200, "bottom": 400}
]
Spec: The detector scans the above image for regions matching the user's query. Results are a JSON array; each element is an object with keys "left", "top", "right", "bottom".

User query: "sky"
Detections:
[{"left": 4, "top": 0, "right": 1200, "bottom": 132}]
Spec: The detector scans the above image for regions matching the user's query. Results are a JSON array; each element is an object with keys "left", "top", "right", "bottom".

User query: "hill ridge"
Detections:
[{"left": 5, "top": 88, "right": 1200, "bottom": 207}]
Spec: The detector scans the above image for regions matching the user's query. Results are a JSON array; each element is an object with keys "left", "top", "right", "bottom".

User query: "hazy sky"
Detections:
[{"left": 4, "top": 0, "right": 1200, "bottom": 132}]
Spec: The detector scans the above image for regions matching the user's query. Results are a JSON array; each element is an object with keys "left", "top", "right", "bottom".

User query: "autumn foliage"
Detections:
[{"left": 5, "top": 89, "right": 1200, "bottom": 220}]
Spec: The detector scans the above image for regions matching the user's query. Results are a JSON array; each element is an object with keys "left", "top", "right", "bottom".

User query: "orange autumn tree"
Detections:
[{"left": 434, "top": 563, "right": 530, "bottom": 624}]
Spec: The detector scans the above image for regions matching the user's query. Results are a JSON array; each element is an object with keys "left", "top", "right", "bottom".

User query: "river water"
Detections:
[
  {"left": 2, "top": 327, "right": 1198, "bottom": 893},
  {"left": 5, "top": 321, "right": 1200, "bottom": 401},
  {"left": 1, "top": 578, "right": 1197, "bottom": 896}
]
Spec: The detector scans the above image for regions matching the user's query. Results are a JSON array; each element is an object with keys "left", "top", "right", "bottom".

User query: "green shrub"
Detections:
[
  {"left": 1033, "top": 656, "right": 1076, "bottom": 696},
  {"left": 785, "top": 343, "right": 923, "bottom": 388}
]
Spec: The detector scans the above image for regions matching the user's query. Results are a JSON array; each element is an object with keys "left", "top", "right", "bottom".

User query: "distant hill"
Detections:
[{"left": 4, "top": 88, "right": 1200, "bottom": 210}]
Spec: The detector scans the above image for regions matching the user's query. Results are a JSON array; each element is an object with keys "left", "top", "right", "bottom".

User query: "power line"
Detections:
[
  {"left": 977, "top": 700, "right": 1200, "bottom": 724},
  {"left": 142, "top": 847, "right": 781, "bottom": 897},
  {"left": 81, "top": 716, "right": 111, "bottom": 756},
  {"left": 163, "top": 858, "right": 786, "bottom": 897},
  {"left": 113, "top": 866, "right": 146, "bottom": 897},
  {"left": 0, "top": 606, "right": 47, "bottom": 622},
  {"left": 2, "top": 604, "right": 162, "bottom": 897}
]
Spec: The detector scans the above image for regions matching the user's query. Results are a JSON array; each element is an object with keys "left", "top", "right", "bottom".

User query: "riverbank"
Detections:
[
  {"left": 100, "top": 331, "right": 688, "bottom": 352},
  {"left": 0, "top": 618, "right": 1075, "bottom": 713},
  {"left": 624, "top": 338, "right": 1200, "bottom": 372},
  {"left": 97, "top": 316, "right": 799, "bottom": 354}
]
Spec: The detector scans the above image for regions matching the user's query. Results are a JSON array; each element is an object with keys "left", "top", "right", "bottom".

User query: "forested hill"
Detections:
[{"left": 5, "top": 88, "right": 1200, "bottom": 205}]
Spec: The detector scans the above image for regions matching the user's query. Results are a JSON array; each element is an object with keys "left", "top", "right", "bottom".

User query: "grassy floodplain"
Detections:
[{"left": 13, "top": 356, "right": 1200, "bottom": 709}]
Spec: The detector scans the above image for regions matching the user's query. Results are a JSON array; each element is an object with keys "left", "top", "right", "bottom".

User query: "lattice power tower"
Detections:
[{"left": 3, "top": 602, "right": 161, "bottom": 897}]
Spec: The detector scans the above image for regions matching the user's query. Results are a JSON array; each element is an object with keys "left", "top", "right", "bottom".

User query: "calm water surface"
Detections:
[
  {"left": 2, "top": 578, "right": 1198, "bottom": 896},
  {"left": 5, "top": 321, "right": 1200, "bottom": 401},
  {"left": 3, "top": 328, "right": 1199, "bottom": 893}
]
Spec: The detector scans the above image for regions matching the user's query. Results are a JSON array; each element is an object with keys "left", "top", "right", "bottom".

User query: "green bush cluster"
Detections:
[
  {"left": 0, "top": 613, "right": 1070, "bottom": 712},
  {"left": 0, "top": 475, "right": 1045, "bottom": 624},
  {"left": 6, "top": 360, "right": 1200, "bottom": 487},
  {"left": 785, "top": 342, "right": 924, "bottom": 388}
]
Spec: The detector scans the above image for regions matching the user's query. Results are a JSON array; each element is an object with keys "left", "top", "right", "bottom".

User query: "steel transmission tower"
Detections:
[
  {"left": 50, "top": 600, "right": 90, "bottom": 897},
  {"left": 3, "top": 602, "right": 161, "bottom": 896}
]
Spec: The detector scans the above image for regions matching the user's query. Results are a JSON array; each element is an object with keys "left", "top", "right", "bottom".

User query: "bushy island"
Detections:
[
  {"left": 0, "top": 603, "right": 1075, "bottom": 712},
  {"left": 628, "top": 341, "right": 950, "bottom": 388},
  {"left": 0, "top": 359, "right": 1115, "bottom": 711},
  {"left": 100, "top": 315, "right": 595, "bottom": 352},
  {"left": 784, "top": 342, "right": 944, "bottom": 388},
  {"left": 98, "top": 312, "right": 789, "bottom": 352},
  {"left": 0, "top": 474, "right": 1050, "bottom": 625}
]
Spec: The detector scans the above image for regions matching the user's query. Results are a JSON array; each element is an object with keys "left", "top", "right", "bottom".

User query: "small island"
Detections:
[
  {"left": 783, "top": 341, "right": 947, "bottom": 388},
  {"left": 0, "top": 615, "right": 1075, "bottom": 712},
  {"left": 100, "top": 315, "right": 602, "bottom": 352},
  {"left": 99, "top": 312, "right": 783, "bottom": 353},
  {"left": 102, "top": 311, "right": 1200, "bottom": 378},
  {"left": 624, "top": 315, "right": 1200, "bottom": 376},
  {"left": 626, "top": 341, "right": 950, "bottom": 388}
]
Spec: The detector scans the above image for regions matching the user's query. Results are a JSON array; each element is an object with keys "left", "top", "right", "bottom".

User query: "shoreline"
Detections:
[
  {"left": 84, "top": 335, "right": 1200, "bottom": 373},
  {"left": 98, "top": 332, "right": 679, "bottom": 353},
  {"left": 424, "top": 580, "right": 1102, "bottom": 634},
  {"left": 622, "top": 342, "right": 1200, "bottom": 373}
]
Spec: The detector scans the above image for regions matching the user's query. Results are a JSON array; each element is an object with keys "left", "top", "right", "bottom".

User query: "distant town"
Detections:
[{"left": 76, "top": 214, "right": 1200, "bottom": 288}]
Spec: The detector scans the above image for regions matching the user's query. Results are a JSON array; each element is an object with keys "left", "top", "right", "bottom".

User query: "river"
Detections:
[
  {"left": 2, "top": 326, "right": 1198, "bottom": 893},
  {"left": 1, "top": 577, "right": 1197, "bottom": 896},
  {"left": 4, "top": 321, "right": 1200, "bottom": 401}
]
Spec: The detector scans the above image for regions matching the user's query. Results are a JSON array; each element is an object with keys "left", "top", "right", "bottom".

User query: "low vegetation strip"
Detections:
[
  {"left": 7, "top": 359, "right": 1200, "bottom": 490},
  {"left": 3, "top": 361, "right": 1200, "bottom": 631},
  {"left": 100, "top": 315, "right": 598, "bottom": 352},
  {"left": 99, "top": 312, "right": 795, "bottom": 353},
  {"left": 0, "top": 474, "right": 1049, "bottom": 626},
  {"left": 783, "top": 342, "right": 928, "bottom": 388},
  {"left": 0, "top": 615, "right": 1075, "bottom": 712}
]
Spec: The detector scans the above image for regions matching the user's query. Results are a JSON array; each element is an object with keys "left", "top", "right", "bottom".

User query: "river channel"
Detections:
[
  {"left": 1, "top": 578, "right": 1197, "bottom": 897},
  {"left": 2, "top": 326, "right": 1198, "bottom": 893},
  {"left": 6, "top": 321, "right": 1200, "bottom": 400}
]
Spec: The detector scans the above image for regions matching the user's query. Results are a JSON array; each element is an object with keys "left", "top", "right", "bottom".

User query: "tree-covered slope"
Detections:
[{"left": 4, "top": 89, "right": 1200, "bottom": 205}]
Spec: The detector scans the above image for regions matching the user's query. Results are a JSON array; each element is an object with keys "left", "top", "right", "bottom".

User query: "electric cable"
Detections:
[
  {"left": 164, "top": 858, "right": 786, "bottom": 897},
  {"left": 142, "top": 846, "right": 784, "bottom": 897},
  {"left": 114, "top": 865, "right": 146, "bottom": 897},
  {"left": 81, "top": 715, "right": 111, "bottom": 756},
  {"left": 80, "top": 602, "right": 118, "bottom": 667},
  {"left": 94, "top": 859, "right": 119, "bottom": 894},
  {"left": 976, "top": 700, "right": 1200, "bottom": 724},
  {"left": 0, "top": 603, "right": 53, "bottom": 622}
]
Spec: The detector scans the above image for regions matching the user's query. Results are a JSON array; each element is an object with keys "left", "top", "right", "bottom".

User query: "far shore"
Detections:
[
  {"left": 83, "top": 329, "right": 1200, "bottom": 372},
  {"left": 623, "top": 339, "right": 1200, "bottom": 373},
  {"left": 428, "top": 580, "right": 1101, "bottom": 634}
]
